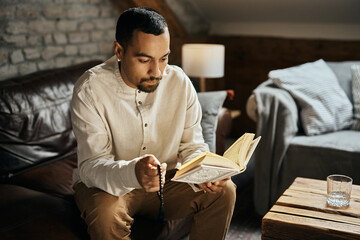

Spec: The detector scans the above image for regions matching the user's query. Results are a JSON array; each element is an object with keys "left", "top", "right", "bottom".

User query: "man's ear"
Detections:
[{"left": 113, "top": 41, "right": 124, "bottom": 61}]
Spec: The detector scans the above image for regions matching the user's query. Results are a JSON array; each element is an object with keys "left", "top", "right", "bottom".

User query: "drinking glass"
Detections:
[{"left": 327, "top": 174, "right": 352, "bottom": 207}]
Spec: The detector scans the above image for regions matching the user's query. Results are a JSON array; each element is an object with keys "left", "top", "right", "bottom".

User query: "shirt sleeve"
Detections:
[
  {"left": 178, "top": 74, "right": 209, "bottom": 164},
  {"left": 71, "top": 74, "right": 142, "bottom": 197}
]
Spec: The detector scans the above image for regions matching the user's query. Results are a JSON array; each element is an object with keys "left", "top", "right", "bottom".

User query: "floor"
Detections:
[
  {"left": 225, "top": 138, "right": 262, "bottom": 240},
  {"left": 225, "top": 181, "right": 262, "bottom": 240}
]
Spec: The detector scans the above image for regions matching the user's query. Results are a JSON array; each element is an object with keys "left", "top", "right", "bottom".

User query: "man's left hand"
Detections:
[{"left": 198, "top": 177, "right": 230, "bottom": 193}]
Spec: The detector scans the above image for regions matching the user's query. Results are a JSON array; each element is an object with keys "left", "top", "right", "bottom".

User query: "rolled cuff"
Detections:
[{"left": 118, "top": 158, "right": 142, "bottom": 189}]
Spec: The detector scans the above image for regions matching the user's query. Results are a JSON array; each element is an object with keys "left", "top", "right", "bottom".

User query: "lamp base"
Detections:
[{"left": 200, "top": 77, "right": 206, "bottom": 92}]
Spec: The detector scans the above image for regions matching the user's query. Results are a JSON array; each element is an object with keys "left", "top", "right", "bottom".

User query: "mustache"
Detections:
[{"left": 140, "top": 76, "right": 162, "bottom": 83}]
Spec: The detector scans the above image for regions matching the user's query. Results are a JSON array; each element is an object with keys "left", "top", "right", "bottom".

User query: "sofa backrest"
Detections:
[
  {"left": 327, "top": 61, "right": 360, "bottom": 104},
  {"left": 0, "top": 60, "right": 102, "bottom": 178}
]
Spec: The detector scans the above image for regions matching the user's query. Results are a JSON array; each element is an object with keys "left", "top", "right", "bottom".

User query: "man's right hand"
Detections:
[{"left": 135, "top": 154, "right": 167, "bottom": 192}]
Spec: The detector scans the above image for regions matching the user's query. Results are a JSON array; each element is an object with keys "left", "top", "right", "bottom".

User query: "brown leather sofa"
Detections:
[{"left": 0, "top": 61, "right": 232, "bottom": 240}]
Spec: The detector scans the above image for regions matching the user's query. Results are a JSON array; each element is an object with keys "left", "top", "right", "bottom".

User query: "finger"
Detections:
[
  {"left": 144, "top": 166, "right": 158, "bottom": 177},
  {"left": 142, "top": 175, "right": 162, "bottom": 191},
  {"left": 205, "top": 185, "right": 216, "bottom": 193},
  {"left": 213, "top": 181, "right": 226, "bottom": 187},
  {"left": 142, "top": 155, "right": 162, "bottom": 176},
  {"left": 198, "top": 183, "right": 207, "bottom": 192},
  {"left": 142, "top": 154, "right": 160, "bottom": 167},
  {"left": 210, "top": 180, "right": 230, "bottom": 193},
  {"left": 200, "top": 181, "right": 220, "bottom": 193},
  {"left": 209, "top": 183, "right": 223, "bottom": 193},
  {"left": 198, "top": 182, "right": 214, "bottom": 193},
  {"left": 212, "top": 177, "right": 230, "bottom": 186},
  {"left": 200, "top": 183, "right": 217, "bottom": 193},
  {"left": 161, "top": 163, "right": 167, "bottom": 172}
]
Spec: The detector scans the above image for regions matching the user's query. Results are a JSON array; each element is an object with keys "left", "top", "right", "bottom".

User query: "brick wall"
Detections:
[{"left": 0, "top": 0, "right": 119, "bottom": 81}]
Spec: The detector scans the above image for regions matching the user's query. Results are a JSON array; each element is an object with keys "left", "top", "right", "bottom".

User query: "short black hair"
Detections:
[{"left": 115, "top": 7, "right": 168, "bottom": 49}]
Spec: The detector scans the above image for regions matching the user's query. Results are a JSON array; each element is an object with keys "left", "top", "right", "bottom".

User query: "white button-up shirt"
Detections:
[{"left": 71, "top": 56, "right": 209, "bottom": 196}]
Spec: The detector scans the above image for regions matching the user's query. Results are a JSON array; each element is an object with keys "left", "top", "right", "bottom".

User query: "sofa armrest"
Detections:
[
  {"left": 251, "top": 82, "right": 300, "bottom": 215},
  {"left": 216, "top": 107, "right": 232, "bottom": 155},
  {"left": 246, "top": 94, "right": 258, "bottom": 122},
  {"left": 256, "top": 86, "right": 299, "bottom": 131}
]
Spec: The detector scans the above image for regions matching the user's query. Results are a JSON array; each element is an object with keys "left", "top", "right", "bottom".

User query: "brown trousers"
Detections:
[{"left": 75, "top": 170, "right": 236, "bottom": 240}]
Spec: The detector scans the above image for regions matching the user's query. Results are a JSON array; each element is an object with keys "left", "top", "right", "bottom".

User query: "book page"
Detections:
[
  {"left": 172, "top": 165, "right": 240, "bottom": 184},
  {"left": 223, "top": 133, "right": 254, "bottom": 168},
  {"left": 202, "top": 155, "right": 240, "bottom": 170},
  {"left": 177, "top": 152, "right": 207, "bottom": 172},
  {"left": 244, "top": 136, "right": 261, "bottom": 167},
  {"left": 175, "top": 153, "right": 240, "bottom": 179}
]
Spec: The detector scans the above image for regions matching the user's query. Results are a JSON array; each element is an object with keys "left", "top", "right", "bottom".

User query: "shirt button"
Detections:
[
  {"left": 143, "top": 147, "right": 146, "bottom": 150},
  {"left": 138, "top": 101, "right": 142, "bottom": 105},
  {"left": 144, "top": 123, "right": 148, "bottom": 127}
]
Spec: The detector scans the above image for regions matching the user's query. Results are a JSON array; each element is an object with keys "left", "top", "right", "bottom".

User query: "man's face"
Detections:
[{"left": 114, "top": 28, "right": 170, "bottom": 93}]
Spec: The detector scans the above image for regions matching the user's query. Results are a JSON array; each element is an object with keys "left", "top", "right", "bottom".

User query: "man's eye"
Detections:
[
  {"left": 161, "top": 57, "right": 168, "bottom": 62},
  {"left": 139, "top": 59, "right": 150, "bottom": 63}
]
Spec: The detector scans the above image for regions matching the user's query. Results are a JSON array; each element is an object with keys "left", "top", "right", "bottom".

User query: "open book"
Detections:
[{"left": 171, "top": 133, "right": 261, "bottom": 184}]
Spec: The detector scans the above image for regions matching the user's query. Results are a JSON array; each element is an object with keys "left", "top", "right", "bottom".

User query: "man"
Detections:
[{"left": 71, "top": 7, "right": 236, "bottom": 240}]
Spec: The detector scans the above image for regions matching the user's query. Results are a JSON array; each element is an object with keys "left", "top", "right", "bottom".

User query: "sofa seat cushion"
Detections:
[
  {"left": 291, "top": 130, "right": 360, "bottom": 153},
  {"left": 7, "top": 153, "right": 77, "bottom": 198},
  {"left": 0, "top": 184, "right": 89, "bottom": 240},
  {"left": 269, "top": 131, "right": 360, "bottom": 205},
  {"left": 280, "top": 130, "right": 360, "bottom": 189}
]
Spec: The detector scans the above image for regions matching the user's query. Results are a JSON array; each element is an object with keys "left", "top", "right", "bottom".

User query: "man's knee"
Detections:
[
  {"left": 75, "top": 185, "right": 133, "bottom": 240},
  {"left": 85, "top": 202, "right": 133, "bottom": 240},
  {"left": 220, "top": 180, "right": 237, "bottom": 207},
  {"left": 204, "top": 180, "right": 237, "bottom": 212}
]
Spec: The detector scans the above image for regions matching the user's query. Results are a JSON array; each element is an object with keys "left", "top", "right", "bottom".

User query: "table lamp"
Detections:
[{"left": 182, "top": 44, "right": 225, "bottom": 92}]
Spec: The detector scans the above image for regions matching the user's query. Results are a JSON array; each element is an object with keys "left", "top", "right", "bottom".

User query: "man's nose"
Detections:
[{"left": 149, "top": 61, "right": 161, "bottom": 77}]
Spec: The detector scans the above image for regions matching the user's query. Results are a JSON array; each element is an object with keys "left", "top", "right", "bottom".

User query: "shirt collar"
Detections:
[{"left": 112, "top": 55, "right": 136, "bottom": 94}]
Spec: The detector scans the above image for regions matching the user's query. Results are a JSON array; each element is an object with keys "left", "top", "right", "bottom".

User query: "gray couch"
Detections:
[{"left": 246, "top": 61, "right": 360, "bottom": 215}]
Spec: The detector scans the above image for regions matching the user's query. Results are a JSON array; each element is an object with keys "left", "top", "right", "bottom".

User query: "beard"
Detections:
[{"left": 138, "top": 76, "right": 162, "bottom": 93}]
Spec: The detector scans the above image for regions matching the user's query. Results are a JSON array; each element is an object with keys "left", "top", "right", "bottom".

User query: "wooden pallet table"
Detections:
[{"left": 262, "top": 177, "right": 360, "bottom": 240}]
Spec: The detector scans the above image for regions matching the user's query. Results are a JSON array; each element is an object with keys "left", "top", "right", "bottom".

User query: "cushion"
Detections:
[
  {"left": 8, "top": 153, "right": 77, "bottom": 197},
  {"left": 270, "top": 59, "right": 353, "bottom": 136},
  {"left": 197, "top": 91, "right": 227, "bottom": 153},
  {"left": 326, "top": 61, "right": 360, "bottom": 103},
  {"left": 351, "top": 65, "right": 360, "bottom": 130}
]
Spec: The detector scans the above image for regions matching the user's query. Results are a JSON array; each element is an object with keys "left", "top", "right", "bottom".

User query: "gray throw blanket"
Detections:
[{"left": 253, "top": 80, "right": 299, "bottom": 215}]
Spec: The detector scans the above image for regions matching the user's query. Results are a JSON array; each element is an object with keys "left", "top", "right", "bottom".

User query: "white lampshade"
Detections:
[{"left": 182, "top": 44, "right": 225, "bottom": 78}]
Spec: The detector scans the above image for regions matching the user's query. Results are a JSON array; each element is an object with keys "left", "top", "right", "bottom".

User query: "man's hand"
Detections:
[
  {"left": 135, "top": 154, "right": 167, "bottom": 192},
  {"left": 198, "top": 177, "right": 230, "bottom": 194}
]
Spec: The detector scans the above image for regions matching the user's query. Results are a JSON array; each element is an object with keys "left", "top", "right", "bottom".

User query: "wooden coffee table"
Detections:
[{"left": 262, "top": 177, "right": 360, "bottom": 240}]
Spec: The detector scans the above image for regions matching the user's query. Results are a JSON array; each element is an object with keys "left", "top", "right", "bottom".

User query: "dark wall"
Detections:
[{"left": 206, "top": 36, "right": 360, "bottom": 136}]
